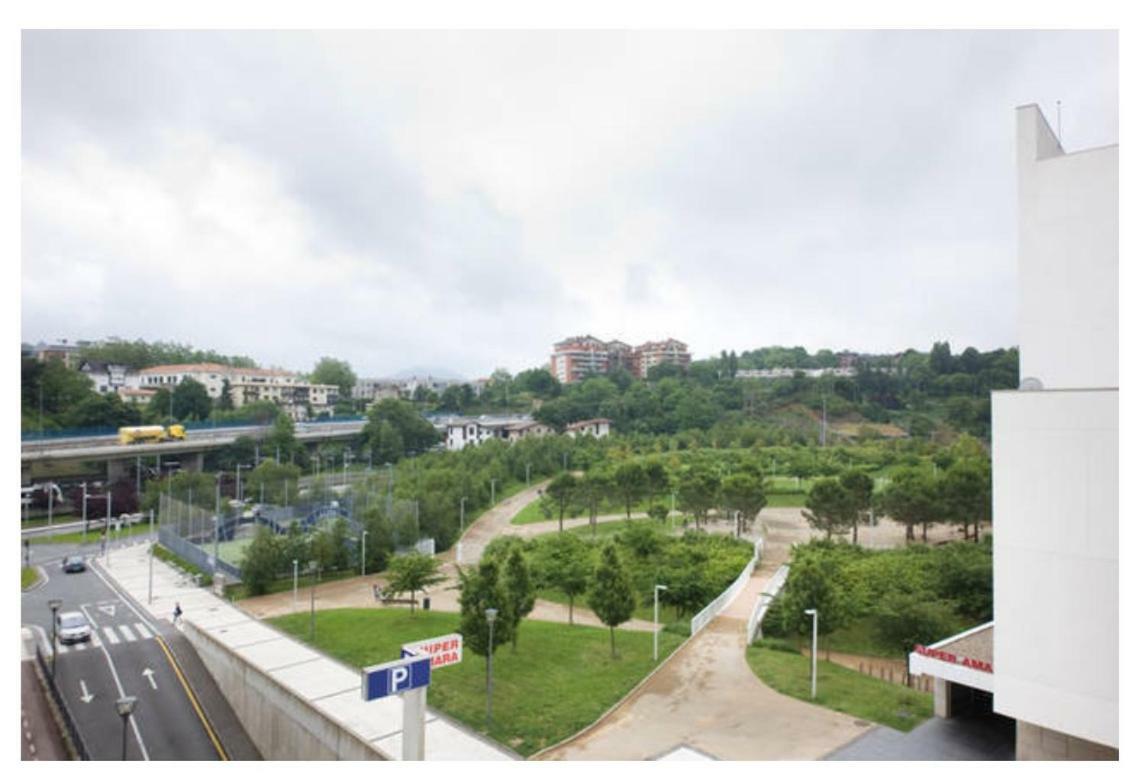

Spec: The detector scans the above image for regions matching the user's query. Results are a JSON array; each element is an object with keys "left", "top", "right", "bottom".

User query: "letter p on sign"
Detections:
[{"left": 362, "top": 655, "right": 432, "bottom": 700}]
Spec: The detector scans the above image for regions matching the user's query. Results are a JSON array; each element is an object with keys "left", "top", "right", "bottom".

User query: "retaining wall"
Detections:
[{"left": 181, "top": 619, "right": 387, "bottom": 761}]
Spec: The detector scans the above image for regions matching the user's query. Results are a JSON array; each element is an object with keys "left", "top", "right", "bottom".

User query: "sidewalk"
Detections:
[
  {"left": 20, "top": 637, "right": 70, "bottom": 761},
  {"left": 98, "top": 542, "right": 515, "bottom": 761}
]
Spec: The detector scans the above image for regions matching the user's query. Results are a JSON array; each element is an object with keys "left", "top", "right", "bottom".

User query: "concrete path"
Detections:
[
  {"left": 97, "top": 541, "right": 514, "bottom": 760},
  {"left": 535, "top": 510, "right": 871, "bottom": 760}
]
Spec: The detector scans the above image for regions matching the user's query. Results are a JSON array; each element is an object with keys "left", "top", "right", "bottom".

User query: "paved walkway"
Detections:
[
  {"left": 535, "top": 509, "right": 870, "bottom": 760},
  {"left": 97, "top": 541, "right": 514, "bottom": 760},
  {"left": 20, "top": 654, "right": 69, "bottom": 761}
]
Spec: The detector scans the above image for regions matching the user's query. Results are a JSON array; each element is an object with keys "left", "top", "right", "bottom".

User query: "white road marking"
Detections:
[
  {"left": 134, "top": 623, "right": 153, "bottom": 639},
  {"left": 77, "top": 604, "right": 150, "bottom": 761},
  {"left": 102, "top": 626, "right": 121, "bottom": 645},
  {"left": 118, "top": 625, "right": 137, "bottom": 642},
  {"left": 73, "top": 642, "right": 86, "bottom": 651}
]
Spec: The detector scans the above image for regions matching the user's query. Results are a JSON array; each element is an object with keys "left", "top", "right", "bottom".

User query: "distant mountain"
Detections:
[{"left": 385, "top": 366, "right": 465, "bottom": 381}]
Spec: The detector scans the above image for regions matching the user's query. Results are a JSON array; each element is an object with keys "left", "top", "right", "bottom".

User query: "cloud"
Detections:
[{"left": 21, "top": 30, "right": 1117, "bottom": 375}]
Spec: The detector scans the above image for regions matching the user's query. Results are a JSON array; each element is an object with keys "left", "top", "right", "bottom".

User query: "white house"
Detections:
[{"left": 565, "top": 418, "right": 611, "bottom": 438}]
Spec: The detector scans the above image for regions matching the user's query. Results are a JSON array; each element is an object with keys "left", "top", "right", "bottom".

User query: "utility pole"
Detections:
[{"left": 819, "top": 396, "right": 827, "bottom": 447}]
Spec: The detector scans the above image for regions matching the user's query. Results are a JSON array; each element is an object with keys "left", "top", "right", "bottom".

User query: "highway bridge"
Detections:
[{"left": 20, "top": 420, "right": 370, "bottom": 485}]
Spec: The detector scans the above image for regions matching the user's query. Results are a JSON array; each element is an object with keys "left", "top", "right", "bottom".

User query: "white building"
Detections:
[
  {"left": 443, "top": 415, "right": 546, "bottom": 451},
  {"left": 77, "top": 360, "right": 130, "bottom": 394},
  {"left": 911, "top": 104, "right": 1117, "bottom": 760},
  {"left": 565, "top": 418, "right": 611, "bottom": 438},
  {"left": 136, "top": 363, "right": 338, "bottom": 420}
]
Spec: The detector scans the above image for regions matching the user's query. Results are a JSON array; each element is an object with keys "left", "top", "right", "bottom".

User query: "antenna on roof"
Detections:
[{"left": 1056, "top": 100, "right": 1062, "bottom": 144}]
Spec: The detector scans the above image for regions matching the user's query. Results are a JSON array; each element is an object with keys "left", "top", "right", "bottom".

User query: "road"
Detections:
[{"left": 21, "top": 543, "right": 225, "bottom": 760}]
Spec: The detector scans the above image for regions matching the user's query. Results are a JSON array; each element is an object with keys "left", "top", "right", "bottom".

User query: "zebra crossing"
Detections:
[{"left": 49, "top": 622, "right": 155, "bottom": 654}]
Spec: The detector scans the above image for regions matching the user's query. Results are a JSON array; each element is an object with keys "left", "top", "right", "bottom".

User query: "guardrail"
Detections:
[
  {"left": 745, "top": 564, "right": 790, "bottom": 645},
  {"left": 690, "top": 536, "right": 763, "bottom": 636},
  {"left": 34, "top": 645, "right": 90, "bottom": 760}
]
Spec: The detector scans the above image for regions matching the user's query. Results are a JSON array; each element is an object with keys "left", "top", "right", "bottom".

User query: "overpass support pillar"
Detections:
[
  {"left": 107, "top": 458, "right": 131, "bottom": 484},
  {"left": 21, "top": 463, "right": 32, "bottom": 485},
  {"left": 186, "top": 451, "right": 205, "bottom": 473}
]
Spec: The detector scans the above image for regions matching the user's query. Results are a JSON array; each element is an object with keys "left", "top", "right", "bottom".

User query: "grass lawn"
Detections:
[
  {"left": 744, "top": 640, "right": 931, "bottom": 732},
  {"left": 511, "top": 494, "right": 672, "bottom": 525},
  {"left": 765, "top": 493, "right": 807, "bottom": 508},
  {"left": 21, "top": 567, "right": 39, "bottom": 589},
  {"left": 22, "top": 513, "right": 82, "bottom": 529},
  {"left": 225, "top": 567, "right": 359, "bottom": 600},
  {"left": 269, "top": 607, "right": 687, "bottom": 756}
]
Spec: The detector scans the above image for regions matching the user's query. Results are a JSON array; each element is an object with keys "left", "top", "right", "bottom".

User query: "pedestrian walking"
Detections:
[{"left": 173, "top": 602, "right": 183, "bottom": 626}]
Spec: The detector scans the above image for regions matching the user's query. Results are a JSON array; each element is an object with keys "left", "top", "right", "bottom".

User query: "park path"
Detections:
[
  {"left": 535, "top": 509, "right": 868, "bottom": 760},
  {"left": 237, "top": 480, "right": 658, "bottom": 632}
]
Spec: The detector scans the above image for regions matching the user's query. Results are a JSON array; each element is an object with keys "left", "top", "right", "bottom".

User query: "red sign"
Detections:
[
  {"left": 402, "top": 633, "right": 463, "bottom": 669},
  {"left": 914, "top": 644, "right": 993, "bottom": 673}
]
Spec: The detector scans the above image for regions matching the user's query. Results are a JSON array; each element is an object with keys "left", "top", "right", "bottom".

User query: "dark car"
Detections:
[{"left": 62, "top": 555, "right": 86, "bottom": 573}]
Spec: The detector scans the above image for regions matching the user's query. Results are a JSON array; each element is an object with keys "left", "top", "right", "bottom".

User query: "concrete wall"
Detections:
[
  {"left": 181, "top": 619, "right": 387, "bottom": 761},
  {"left": 1015, "top": 104, "right": 1118, "bottom": 390},
  {"left": 992, "top": 104, "right": 1119, "bottom": 752},
  {"left": 1016, "top": 721, "right": 1118, "bottom": 761},
  {"left": 992, "top": 390, "right": 1118, "bottom": 748}
]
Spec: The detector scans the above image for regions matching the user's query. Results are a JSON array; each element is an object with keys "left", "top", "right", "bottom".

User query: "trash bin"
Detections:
[{"left": 422, "top": 596, "right": 431, "bottom": 611}]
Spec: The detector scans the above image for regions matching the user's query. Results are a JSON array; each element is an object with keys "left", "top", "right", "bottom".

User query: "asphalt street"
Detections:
[{"left": 22, "top": 543, "right": 222, "bottom": 760}]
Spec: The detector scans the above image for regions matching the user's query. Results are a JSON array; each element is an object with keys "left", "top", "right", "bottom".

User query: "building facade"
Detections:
[
  {"left": 988, "top": 104, "right": 1118, "bottom": 759},
  {"left": 550, "top": 335, "right": 690, "bottom": 382},
  {"left": 136, "top": 363, "right": 338, "bottom": 420},
  {"left": 912, "top": 104, "right": 1117, "bottom": 761}
]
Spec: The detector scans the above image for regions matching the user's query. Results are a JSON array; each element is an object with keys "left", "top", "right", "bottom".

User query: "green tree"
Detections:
[
  {"left": 172, "top": 377, "right": 213, "bottom": 421},
  {"left": 678, "top": 466, "right": 720, "bottom": 527},
  {"left": 457, "top": 558, "right": 512, "bottom": 661},
  {"left": 802, "top": 478, "right": 852, "bottom": 541},
  {"left": 875, "top": 467, "right": 943, "bottom": 543},
  {"left": 545, "top": 472, "right": 580, "bottom": 533},
  {"left": 240, "top": 526, "right": 284, "bottom": 597},
  {"left": 501, "top": 543, "right": 536, "bottom": 652},
  {"left": 267, "top": 412, "right": 299, "bottom": 465},
  {"left": 777, "top": 543, "right": 855, "bottom": 654},
  {"left": 577, "top": 465, "right": 615, "bottom": 538},
  {"left": 217, "top": 378, "right": 235, "bottom": 411},
  {"left": 939, "top": 459, "right": 991, "bottom": 542},
  {"left": 533, "top": 534, "right": 592, "bottom": 624},
  {"left": 721, "top": 472, "right": 768, "bottom": 538},
  {"left": 311, "top": 356, "right": 357, "bottom": 400},
  {"left": 838, "top": 470, "right": 874, "bottom": 545},
  {"left": 383, "top": 552, "right": 446, "bottom": 615},
  {"left": 613, "top": 461, "right": 647, "bottom": 520},
  {"left": 588, "top": 542, "right": 637, "bottom": 658},
  {"left": 66, "top": 393, "right": 142, "bottom": 428},
  {"left": 363, "top": 399, "right": 440, "bottom": 463}
]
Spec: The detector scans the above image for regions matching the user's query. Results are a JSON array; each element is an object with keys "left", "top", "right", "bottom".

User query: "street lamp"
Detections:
[
  {"left": 457, "top": 496, "right": 468, "bottom": 564},
  {"left": 489, "top": 478, "right": 497, "bottom": 506},
  {"left": 115, "top": 695, "right": 137, "bottom": 760},
  {"left": 485, "top": 608, "right": 498, "bottom": 731},
  {"left": 292, "top": 559, "right": 299, "bottom": 613},
  {"left": 804, "top": 608, "right": 819, "bottom": 699},
  {"left": 360, "top": 530, "right": 368, "bottom": 576},
  {"left": 235, "top": 463, "right": 253, "bottom": 507},
  {"left": 47, "top": 598, "right": 62, "bottom": 680},
  {"left": 653, "top": 585, "right": 668, "bottom": 660},
  {"left": 525, "top": 463, "right": 531, "bottom": 486}
]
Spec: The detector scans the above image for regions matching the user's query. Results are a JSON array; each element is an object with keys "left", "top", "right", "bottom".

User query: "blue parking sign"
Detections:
[{"left": 361, "top": 654, "right": 431, "bottom": 700}]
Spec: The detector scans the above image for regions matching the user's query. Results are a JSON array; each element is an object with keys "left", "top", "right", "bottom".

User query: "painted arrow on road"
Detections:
[
  {"left": 79, "top": 680, "right": 94, "bottom": 704},
  {"left": 142, "top": 668, "right": 158, "bottom": 690},
  {"left": 96, "top": 603, "right": 116, "bottom": 617}
]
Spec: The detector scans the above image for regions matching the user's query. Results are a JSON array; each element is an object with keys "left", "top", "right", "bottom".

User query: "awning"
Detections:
[{"left": 908, "top": 621, "right": 994, "bottom": 692}]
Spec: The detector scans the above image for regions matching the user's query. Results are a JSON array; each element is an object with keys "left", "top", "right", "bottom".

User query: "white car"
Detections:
[{"left": 56, "top": 611, "right": 92, "bottom": 644}]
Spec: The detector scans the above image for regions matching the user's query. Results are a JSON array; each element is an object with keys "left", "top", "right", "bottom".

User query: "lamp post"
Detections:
[
  {"left": 47, "top": 481, "right": 54, "bottom": 527},
  {"left": 360, "top": 530, "right": 368, "bottom": 576},
  {"left": 81, "top": 482, "right": 90, "bottom": 544},
  {"left": 804, "top": 608, "right": 819, "bottom": 699},
  {"left": 104, "top": 493, "right": 112, "bottom": 564},
  {"left": 485, "top": 608, "right": 498, "bottom": 732},
  {"left": 653, "top": 584, "right": 668, "bottom": 660},
  {"left": 525, "top": 463, "right": 531, "bottom": 486},
  {"left": 115, "top": 695, "right": 137, "bottom": 760},
  {"left": 48, "top": 598, "right": 62, "bottom": 680},
  {"left": 292, "top": 559, "right": 299, "bottom": 613},
  {"left": 235, "top": 463, "right": 253, "bottom": 507},
  {"left": 489, "top": 478, "right": 497, "bottom": 506},
  {"left": 214, "top": 473, "right": 222, "bottom": 565}
]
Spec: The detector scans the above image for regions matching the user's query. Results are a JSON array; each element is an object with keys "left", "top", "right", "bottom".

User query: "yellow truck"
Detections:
[{"left": 117, "top": 424, "right": 187, "bottom": 445}]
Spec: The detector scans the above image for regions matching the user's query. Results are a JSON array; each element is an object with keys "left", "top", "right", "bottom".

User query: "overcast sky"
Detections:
[{"left": 20, "top": 30, "right": 1118, "bottom": 379}]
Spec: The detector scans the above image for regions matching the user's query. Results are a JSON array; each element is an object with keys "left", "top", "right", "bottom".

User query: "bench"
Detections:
[{"left": 373, "top": 584, "right": 416, "bottom": 606}]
